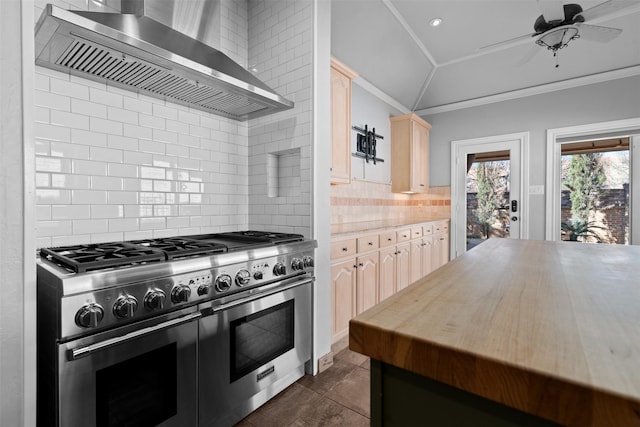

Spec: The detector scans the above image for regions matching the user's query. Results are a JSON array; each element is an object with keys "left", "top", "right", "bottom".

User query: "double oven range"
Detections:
[{"left": 37, "top": 231, "right": 316, "bottom": 427}]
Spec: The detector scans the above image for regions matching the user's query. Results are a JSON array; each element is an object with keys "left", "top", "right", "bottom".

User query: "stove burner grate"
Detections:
[
  {"left": 131, "top": 238, "right": 227, "bottom": 260},
  {"left": 214, "top": 230, "right": 305, "bottom": 245},
  {"left": 40, "top": 242, "right": 166, "bottom": 273}
]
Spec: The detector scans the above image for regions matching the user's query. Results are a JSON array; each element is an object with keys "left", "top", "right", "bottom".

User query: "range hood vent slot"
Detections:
[{"left": 35, "top": 4, "right": 293, "bottom": 121}]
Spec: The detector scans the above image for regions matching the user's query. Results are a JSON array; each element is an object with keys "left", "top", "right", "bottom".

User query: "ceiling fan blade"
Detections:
[
  {"left": 537, "top": 0, "right": 566, "bottom": 22},
  {"left": 576, "top": 23, "right": 623, "bottom": 42},
  {"left": 577, "top": 0, "right": 634, "bottom": 22},
  {"left": 477, "top": 33, "right": 536, "bottom": 52},
  {"left": 513, "top": 42, "right": 542, "bottom": 67}
]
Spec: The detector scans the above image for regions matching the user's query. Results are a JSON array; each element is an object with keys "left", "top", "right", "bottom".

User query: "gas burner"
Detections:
[
  {"left": 214, "top": 231, "right": 305, "bottom": 245},
  {"left": 131, "top": 238, "right": 227, "bottom": 260},
  {"left": 40, "top": 242, "right": 165, "bottom": 273}
]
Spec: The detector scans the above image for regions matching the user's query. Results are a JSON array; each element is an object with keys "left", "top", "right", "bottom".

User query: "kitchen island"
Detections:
[{"left": 349, "top": 239, "right": 640, "bottom": 426}]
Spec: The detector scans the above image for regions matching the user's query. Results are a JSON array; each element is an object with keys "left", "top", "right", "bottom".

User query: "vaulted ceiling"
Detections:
[{"left": 331, "top": 0, "right": 640, "bottom": 114}]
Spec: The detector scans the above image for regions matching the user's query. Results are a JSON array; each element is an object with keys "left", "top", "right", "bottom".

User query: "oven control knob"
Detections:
[
  {"left": 253, "top": 270, "right": 264, "bottom": 280},
  {"left": 303, "top": 256, "right": 314, "bottom": 268},
  {"left": 236, "top": 269, "right": 251, "bottom": 287},
  {"left": 75, "top": 303, "right": 104, "bottom": 328},
  {"left": 291, "top": 258, "right": 304, "bottom": 271},
  {"left": 144, "top": 289, "right": 166, "bottom": 311},
  {"left": 171, "top": 285, "right": 191, "bottom": 304},
  {"left": 197, "top": 284, "right": 211, "bottom": 296},
  {"left": 215, "top": 274, "right": 233, "bottom": 292},
  {"left": 113, "top": 296, "right": 138, "bottom": 319},
  {"left": 273, "top": 262, "right": 287, "bottom": 276}
]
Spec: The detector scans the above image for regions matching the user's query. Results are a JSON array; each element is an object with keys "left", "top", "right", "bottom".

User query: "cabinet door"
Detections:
[
  {"left": 421, "top": 236, "right": 433, "bottom": 277},
  {"left": 331, "top": 259, "right": 357, "bottom": 342},
  {"left": 378, "top": 246, "right": 396, "bottom": 302},
  {"left": 410, "top": 120, "right": 429, "bottom": 192},
  {"left": 409, "top": 239, "right": 423, "bottom": 285},
  {"left": 357, "top": 252, "right": 379, "bottom": 314},
  {"left": 439, "top": 233, "right": 450, "bottom": 266},
  {"left": 396, "top": 243, "right": 411, "bottom": 291},
  {"left": 330, "top": 67, "right": 351, "bottom": 184}
]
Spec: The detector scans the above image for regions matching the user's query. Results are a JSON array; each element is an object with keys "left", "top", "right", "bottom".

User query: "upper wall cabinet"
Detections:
[
  {"left": 390, "top": 113, "right": 432, "bottom": 194},
  {"left": 331, "top": 58, "right": 357, "bottom": 185}
]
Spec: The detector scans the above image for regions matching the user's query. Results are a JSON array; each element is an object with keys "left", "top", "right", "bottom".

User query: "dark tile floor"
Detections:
[{"left": 235, "top": 339, "right": 370, "bottom": 427}]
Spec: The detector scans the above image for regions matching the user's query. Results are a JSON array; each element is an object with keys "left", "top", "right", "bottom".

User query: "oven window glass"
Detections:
[
  {"left": 96, "top": 343, "right": 177, "bottom": 427},
  {"left": 230, "top": 299, "right": 294, "bottom": 382}
]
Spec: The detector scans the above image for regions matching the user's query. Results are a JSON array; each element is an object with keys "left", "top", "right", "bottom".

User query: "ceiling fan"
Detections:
[{"left": 480, "top": 0, "right": 628, "bottom": 67}]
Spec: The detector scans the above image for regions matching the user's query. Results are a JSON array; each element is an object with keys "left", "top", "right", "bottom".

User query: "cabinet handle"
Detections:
[
  {"left": 420, "top": 184, "right": 425, "bottom": 187},
  {"left": 342, "top": 247, "right": 348, "bottom": 251},
  {"left": 387, "top": 238, "right": 392, "bottom": 241},
  {"left": 353, "top": 265, "right": 357, "bottom": 269},
  {"left": 368, "top": 242, "right": 373, "bottom": 246},
  {"left": 402, "top": 234, "right": 408, "bottom": 238},
  {"left": 359, "top": 263, "right": 363, "bottom": 267}
]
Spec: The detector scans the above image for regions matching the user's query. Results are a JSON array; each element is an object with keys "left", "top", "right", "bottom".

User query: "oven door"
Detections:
[
  {"left": 56, "top": 308, "right": 200, "bottom": 427},
  {"left": 198, "top": 277, "right": 312, "bottom": 427}
]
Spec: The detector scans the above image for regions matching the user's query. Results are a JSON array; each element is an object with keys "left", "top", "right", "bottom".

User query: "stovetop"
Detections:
[{"left": 39, "top": 231, "right": 305, "bottom": 273}]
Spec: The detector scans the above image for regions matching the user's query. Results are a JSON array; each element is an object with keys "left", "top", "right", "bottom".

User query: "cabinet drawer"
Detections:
[
  {"left": 433, "top": 221, "right": 449, "bottom": 234},
  {"left": 357, "top": 234, "right": 379, "bottom": 252},
  {"left": 379, "top": 231, "right": 397, "bottom": 247},
  {"left": 422, "top": 224, "right": 433, "bottom": 235},
  {"left": 331, "top": 238, "right": 357, "bottom": 259},
  {"left": 397, "top": 228, "right": 411, "bottom": 242},
  {"left": 411, "top": 227, "right": 423, "bottom": 239}
]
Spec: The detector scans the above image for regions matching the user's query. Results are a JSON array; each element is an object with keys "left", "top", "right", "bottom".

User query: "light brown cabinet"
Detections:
[
  {"left": 331, "top": 220, "right": 449, "bottom": 344},
  {"left": 330, "top": 58, "right": 357, "bottom": 185},
  {"left": 390, "top": 113, "right": 432, "bottom": 194},
  {"left": 330, "top": 259, "right": 357, "bottom": 343}
]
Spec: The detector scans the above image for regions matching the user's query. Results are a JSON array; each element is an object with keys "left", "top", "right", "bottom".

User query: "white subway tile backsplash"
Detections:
[
  {"left": 72, "top": 159, "right": 107, "bottom": 176},
  {"left": 91, "top": 176, "right": 124, "bottom": 191},
  {"left": 35, "top": 0, "right": 312, "bottom": 244},
  {"left": 35, "top": 123, "right": 71, "bottom": 142},
  {"left": 50, "top": 78, "right": 89, "bottom": 100},
  {"left": 71, "top": 99, "right": 107, "bottom": 119},
  {"left": 90, "top": 117, "right": 123, "bottom": 135},
  {"left": 72, "top": 190, "right": 107, "bottom": 205},
  {"left": 107, "top": 191, "right": 138, "bottom": 205},
  {"left": 71, "top": 129, "right": 108, "bottom": 147},
  {"left": 90, "top": 146, "right": 123, "bottom": 163},
  {"left": 38, "top": 220, "right": 73, "bottom": 237},
  {"left": 51, "top": 174, "right": 91, "bottom": 189},
  {"left": 90, "top": 87, "right": 123, "bottom": 108},
  {"left": 50, "top": 141, "right": 90, "bottom": 159},
  {"left": 123, "top": 97, "right": 153, "bottom": 115},
  {"left": 52, "top": 205, "right": 91, "bottom": 220},
  {"left": 91, "top": 205, "right": 124, "bottom": 219},
  {"left": 108, "top": 163, "right": 139, "bottom": 178},
  {"left": 124, "top": 123, "right": 153, "bottom": 140},
  {"left": 36, "top": 157, "right": 72, "bottom": 173},
  {"left": 36, "top": 189, "right": 72, "bottom": 205}
]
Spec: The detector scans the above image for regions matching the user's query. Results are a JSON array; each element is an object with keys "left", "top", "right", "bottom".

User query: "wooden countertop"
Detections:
[
  {"left": 331, "top": 217, "right": 449, "bottom": 236},
  {"left": 349, "top": 239, "right": 640, "bottom": 426}
]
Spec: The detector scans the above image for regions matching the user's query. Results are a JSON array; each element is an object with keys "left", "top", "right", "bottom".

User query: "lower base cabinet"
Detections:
[{"left": 331, "top": 220, "right": 449, "bottom": 343}]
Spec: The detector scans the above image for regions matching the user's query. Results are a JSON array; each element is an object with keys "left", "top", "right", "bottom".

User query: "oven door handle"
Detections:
[
  {"left": 69, "top": 311, "right": 202, "bottom": 361},
  {"left": 203, "top": 277, "right": 314, "bottom": 316}
]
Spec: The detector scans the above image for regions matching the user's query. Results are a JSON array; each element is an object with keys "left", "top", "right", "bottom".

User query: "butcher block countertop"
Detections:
[{"left": 349, "top": 239, "right": 640, "bottom": 426}]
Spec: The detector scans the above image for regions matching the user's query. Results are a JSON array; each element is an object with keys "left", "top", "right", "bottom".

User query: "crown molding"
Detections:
[{"left": 415, "top": 65, "right": 640, "bottom": 116}]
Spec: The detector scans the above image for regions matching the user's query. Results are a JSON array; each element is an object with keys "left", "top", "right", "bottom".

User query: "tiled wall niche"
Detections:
[{"left": 267, "top": 149, "right": 302, "bottom": 198}]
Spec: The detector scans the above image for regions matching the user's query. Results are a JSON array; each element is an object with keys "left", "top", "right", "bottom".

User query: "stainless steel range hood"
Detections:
[{"left": 34, "top": 3, "right": 293, "bottom": 121}]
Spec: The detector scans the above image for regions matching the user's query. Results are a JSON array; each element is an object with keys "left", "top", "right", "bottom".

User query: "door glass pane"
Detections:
[
  {"left": 230, "top": 300, "right": 294, "bottom": 382},
  {"left": 96, "top": 343, "right": 177, "bottom": 427},
  {"left": 560, "top": 138, "right": 630, "bottom": 244},
  {"left": 466, "top": 152, "right": 511, "bottom": 251}
]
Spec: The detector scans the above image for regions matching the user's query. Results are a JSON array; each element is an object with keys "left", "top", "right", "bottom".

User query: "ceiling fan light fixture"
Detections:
[
  {"left": 429, "top": 18, "right": 443, "bottom": 27},
  {"left": 536, "top": 26, "right": 580, "bottom": 52}
]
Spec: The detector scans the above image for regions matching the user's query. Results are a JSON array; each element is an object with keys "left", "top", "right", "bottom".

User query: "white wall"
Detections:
[
  {"left": 350, "top": 83, "right": 404, "bottom": 184},
  {"left": 425, "top": 74, "right": 640, "bottom": 240}
]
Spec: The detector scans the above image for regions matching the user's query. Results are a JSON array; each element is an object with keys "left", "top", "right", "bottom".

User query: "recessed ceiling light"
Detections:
[{"left": 429, "top": 18, "right": 443, "bottom": 27}]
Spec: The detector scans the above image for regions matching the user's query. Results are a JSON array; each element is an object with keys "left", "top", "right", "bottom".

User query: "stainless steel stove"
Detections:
[{"left": 37, "top": 231, "right": 316, "bottom": 427}]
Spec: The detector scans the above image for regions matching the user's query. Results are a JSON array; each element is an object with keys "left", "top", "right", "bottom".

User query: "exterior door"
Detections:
[{"left": 451, "top": 132, "right": 529, "bottom": 259}]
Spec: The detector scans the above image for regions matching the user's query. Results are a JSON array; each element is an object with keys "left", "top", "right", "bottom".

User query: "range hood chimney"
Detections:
[{"left": 34, "top": 1, "right": 293, "bottom": 121}]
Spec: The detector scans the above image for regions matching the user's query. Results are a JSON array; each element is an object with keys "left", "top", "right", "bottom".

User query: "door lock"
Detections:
[{"left": 511, "top": 200, "right": 518, "bottom": 212}]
